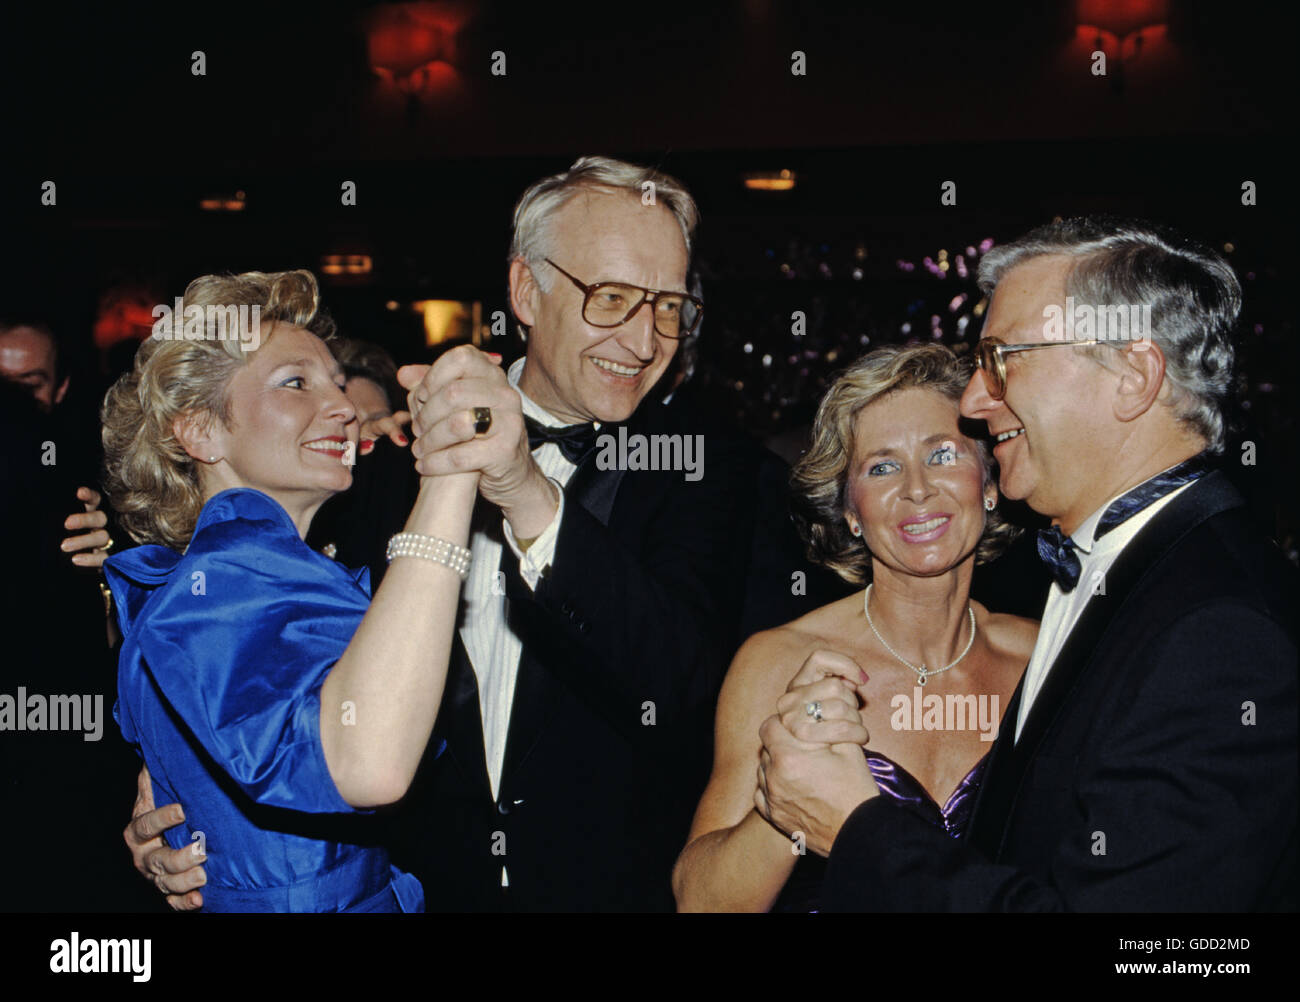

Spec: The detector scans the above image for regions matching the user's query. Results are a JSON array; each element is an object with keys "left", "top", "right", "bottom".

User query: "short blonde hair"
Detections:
[
  {"left": 102, "top": 270, "right": 334, "bottom": 550},
  {"left": 791, "top": 343, "right": 1019, "bottom": 585}
]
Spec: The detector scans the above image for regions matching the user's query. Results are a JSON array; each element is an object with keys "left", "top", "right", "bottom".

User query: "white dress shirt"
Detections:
[
  {"left": 458, "top": 358, "right": 589, "bottom": 888},
  {"left": 459, "top": 357, "right": 580, "bottom": 799},
  {"left": 1014, "top": 477, "right": 1195, "bottom": 742}
]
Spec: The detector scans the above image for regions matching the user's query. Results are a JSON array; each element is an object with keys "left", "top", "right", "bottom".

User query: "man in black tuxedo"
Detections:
[
  {"left": 756, "top": 218, "right": 1297, "bottom": 911},
  {"left": 126, "top": 156, "right": 831, "bottom": 911},
  {"left": 388, "top": 157, "right": 831, "bottom": 910}
]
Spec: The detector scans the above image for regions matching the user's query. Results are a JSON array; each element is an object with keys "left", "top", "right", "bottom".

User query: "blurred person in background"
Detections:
[{"left": 0, "top": 317, "right": 150, "bottom": 911}]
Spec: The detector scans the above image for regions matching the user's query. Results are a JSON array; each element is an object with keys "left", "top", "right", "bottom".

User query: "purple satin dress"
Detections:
[{"left": 771, "top": 749, "right": 988, "bottom": 912}]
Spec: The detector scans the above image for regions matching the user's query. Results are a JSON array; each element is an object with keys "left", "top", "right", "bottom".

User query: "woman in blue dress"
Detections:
[
  {"left": 101, "top": 269, "right": 484, "bottom": 912},
  {"left": 673, "top": 344, "right": 1040, "bottom": 911}
]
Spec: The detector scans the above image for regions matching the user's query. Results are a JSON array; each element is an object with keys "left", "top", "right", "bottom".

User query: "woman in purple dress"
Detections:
[{"left": 673, "top": 344, "right": 1038, "bottom": 911}]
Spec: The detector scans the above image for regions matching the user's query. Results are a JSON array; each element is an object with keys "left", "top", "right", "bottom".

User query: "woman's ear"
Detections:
[
  {"left": 844, "top": 512, "right": 862, "bottom": 537},
  {"left": 173, "top": 410, "right": 219, "bottom": 464}
]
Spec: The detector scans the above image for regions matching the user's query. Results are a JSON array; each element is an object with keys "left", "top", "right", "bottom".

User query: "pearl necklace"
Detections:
[{"left": 863, "top": 584, "right": 976, "bottom": 686}]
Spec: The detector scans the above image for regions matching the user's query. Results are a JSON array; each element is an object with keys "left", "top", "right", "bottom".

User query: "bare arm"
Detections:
[
  {"left": 318, "top": 477, "right": 478, "bottom": 808},
  {"left": 672, "top": 637, "right": 865, "bottom": 911}
]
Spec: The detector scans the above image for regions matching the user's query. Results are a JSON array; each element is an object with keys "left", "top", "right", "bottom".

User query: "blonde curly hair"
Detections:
[
  {"left": 101, "top": 270, "right": 335, "bottom": 550},
  {"left": 791, "top": 343, "right": 1020, "bottom": 585}
]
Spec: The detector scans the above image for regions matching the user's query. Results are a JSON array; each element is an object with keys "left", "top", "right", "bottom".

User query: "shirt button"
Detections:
[{"left": 497, "top": 800, "right": 511, "bottom": 815}]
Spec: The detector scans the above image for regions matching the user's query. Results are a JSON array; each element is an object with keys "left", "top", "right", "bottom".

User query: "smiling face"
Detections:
[
  {"left": 512, "top": 188, "right": 685, "bottom": 424},
  {"left": 960, "top": 255, "right": 1114, "bottom": 531},
  {"left": 203, "top": 325, "right": 358, "bottom": 527},
  {"left": 846, "top": 387, "right": 994, "bottom": 580}
]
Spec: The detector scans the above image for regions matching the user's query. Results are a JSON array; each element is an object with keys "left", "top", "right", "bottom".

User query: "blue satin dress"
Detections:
[
  {"left": 104, "top": 488, "right": 424, "bottom": 912},
  {"left": 771, "top": 749, "right": 988, "bottom": 912}
]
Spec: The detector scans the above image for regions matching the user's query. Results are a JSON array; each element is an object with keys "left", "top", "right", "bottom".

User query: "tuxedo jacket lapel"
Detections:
[
  {"left": 967, "top": 684, "right": 1021, "bottom": 854},
  {"left": 969, "top": 472, "right": 1244, "bottom": 858},
  {"left": 567, "top": 444, "right": 626, "bottom": 524},
  {"left": 499, "top": 543, "right": 555, "bottom": 782},
  {"left": 438, "top": 631, "right": 493, "bottom": 795},
  {"left": 499, "top": 454, "right": 626, "bottom": 783},
  {"left": 434, "top": 499, "right": 498, "bottom": 796}
]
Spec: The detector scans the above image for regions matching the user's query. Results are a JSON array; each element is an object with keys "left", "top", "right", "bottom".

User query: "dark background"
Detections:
[
  {"left": 2, "top": 1, "right": 1293, "bottom": 556},
  {"left": 0, "top": 0, "right": 1294, "bottom": 916}
]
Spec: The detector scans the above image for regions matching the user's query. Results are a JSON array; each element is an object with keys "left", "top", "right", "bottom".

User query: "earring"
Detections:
[
  {"left": 210, "top": 456, "right": 218, "bottom": 463},
  {"left": 850, "top": 524, "right": 862, "bottom": 537},
  {"left": 984, "top": 497, "right": 996, "bottom": 511}
]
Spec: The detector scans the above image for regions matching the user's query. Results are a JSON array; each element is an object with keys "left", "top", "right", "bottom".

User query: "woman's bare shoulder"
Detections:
[
  {"left": 973, "top": 602, "right": 1039, "bottom": 662},
  {"left": 726, "top": 594, "right": 862, "bottom": 696}
]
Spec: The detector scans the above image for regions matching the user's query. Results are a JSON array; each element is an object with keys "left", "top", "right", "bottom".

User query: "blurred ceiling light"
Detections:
[
  {"left": 367, "top": 1, "right": 470, "bottom": 94},
  {"left": 743, "top": 169, "right": 795, "bottom": 191},
  {"left": 199, "top": 190, "right": 246, "bottom": 211},
  {"left": 1076, "top": 0, "right": 1168, "bottom": 39},
  {"left": 1076, "top": 0, "right": 1170, "bottom": 92},
  {"left": 321, "top": 255, "right": 373, "bottom": 276}
]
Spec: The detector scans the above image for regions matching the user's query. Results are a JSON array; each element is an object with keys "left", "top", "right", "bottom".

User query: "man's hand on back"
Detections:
[{"left": 124, "top": 764, "right": 206, "bottom": 911}]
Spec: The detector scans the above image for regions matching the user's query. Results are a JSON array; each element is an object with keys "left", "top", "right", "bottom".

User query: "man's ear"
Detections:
[
  {"left": 54, "top": 375, "right": 70, "bottom": 407},
  {"left": 1111, "top": 340, "right": 1168, "bottom": 424},
  {"left": 508, "top": 258, "right": 541, "bottom": 329},
  {"left": 172, "top": 410, "right": 220, "bottom": 463}
]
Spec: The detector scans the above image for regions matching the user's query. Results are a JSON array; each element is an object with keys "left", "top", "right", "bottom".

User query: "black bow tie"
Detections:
[
  {"left": 1036, "top": 454, "right": 1211, "bottom": 592},
  {"left": 524, "top": 415, "right": 601, "bottom": 466}
]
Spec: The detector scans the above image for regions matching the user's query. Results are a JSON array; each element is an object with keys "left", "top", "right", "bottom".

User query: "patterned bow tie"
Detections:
[
  {"left": 1036, "top": 525, "right": 1083, "bottom": 592},
  {"left": 1036, "top": 453, "right": 1212, "bottom": 592},
  {"left": 524, "top": 415, "right": 601, "bottom": 466}
]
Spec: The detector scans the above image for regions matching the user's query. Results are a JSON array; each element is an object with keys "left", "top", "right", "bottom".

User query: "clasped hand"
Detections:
[
  {"left": 755, "top": 650, "right": 880, "bottom": 857},
  {"left": 397, "top": 346, "right": 557, "bottom": 535}
]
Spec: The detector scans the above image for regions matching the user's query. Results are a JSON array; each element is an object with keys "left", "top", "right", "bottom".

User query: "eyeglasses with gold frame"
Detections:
[
  {"left": 544, "top": 258, "right": 703, "bottom": 340},
  {"left": 974, "top": 336, "right": 1105, "bottom": 400}
]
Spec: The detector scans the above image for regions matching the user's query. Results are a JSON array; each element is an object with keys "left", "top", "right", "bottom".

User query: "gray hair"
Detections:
[
  {"left": 977, "top": 218, "right": 1239, "bottom": 454},
  {"left": 508, "top": 155, "right": 700, "bottom": 293}
]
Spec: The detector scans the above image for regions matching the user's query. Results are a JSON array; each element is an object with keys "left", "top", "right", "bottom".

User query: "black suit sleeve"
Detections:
[
  {"left": 502, "top": 445, "right": 751, "bottom": 732},
  {"left": 823, "top": 601, "right": 1297, "bottom": 911},
  {"left": 823, "top": 799, "right": 1064, "bottom": 911}
]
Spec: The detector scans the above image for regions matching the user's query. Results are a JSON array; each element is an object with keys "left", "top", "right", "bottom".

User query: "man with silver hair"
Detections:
[
  {"left": 758, "top": 217, "right": 1296, "bottom": 910},
  {"left": 397, "top": 157, "right": 828, "bottom": 910},
  {"left": 127, "top": 156, "right": 824, "bottom": 911}
]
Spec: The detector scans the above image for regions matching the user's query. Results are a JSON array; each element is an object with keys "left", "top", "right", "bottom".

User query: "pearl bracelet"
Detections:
[{"left": 386, "top": 532, "right": 473, "bottom": 579}]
